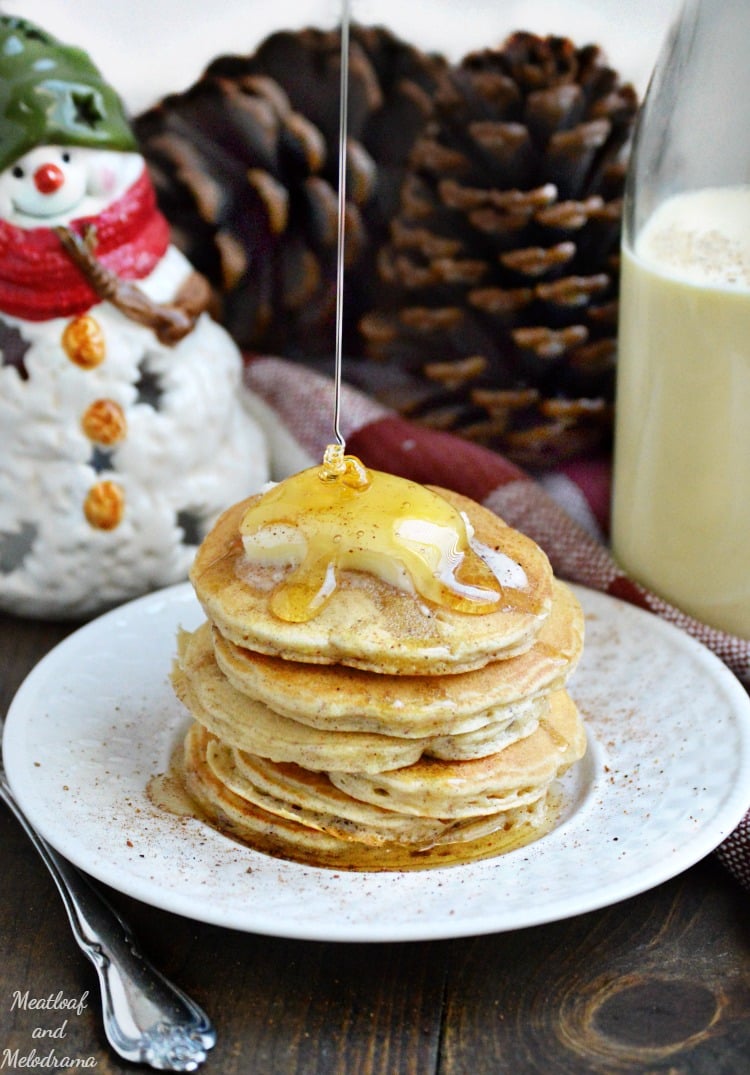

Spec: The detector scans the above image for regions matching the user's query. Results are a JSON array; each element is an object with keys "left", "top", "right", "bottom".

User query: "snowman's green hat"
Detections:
[{"left": 0, "top": 16, "right": 137, "bottom": 174}]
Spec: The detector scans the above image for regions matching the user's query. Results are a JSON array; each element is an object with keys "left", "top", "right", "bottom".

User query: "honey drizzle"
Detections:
[
  {"left": 239, "top": 462, "right": 506, "bottom": 622},
  {"left": 332, "top": 0, "right": 351, "bottom": 453}
]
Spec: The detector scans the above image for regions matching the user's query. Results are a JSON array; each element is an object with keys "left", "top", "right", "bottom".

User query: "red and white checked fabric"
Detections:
[{"left": 245, "top": 356, "right": 750, "bottom": 890}]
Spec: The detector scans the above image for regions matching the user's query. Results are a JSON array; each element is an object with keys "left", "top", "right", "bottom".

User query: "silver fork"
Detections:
[{"left": 0, "top": 755, "right": 216, "bottom": 1071}]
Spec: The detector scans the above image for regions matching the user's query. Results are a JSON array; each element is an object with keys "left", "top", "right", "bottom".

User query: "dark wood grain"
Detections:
[
  {"left": 1, "top": 612, "right": 749, "bottom": 1074},
  {"left": 439, "top": 862, "right": 750, "bottom": 1074}
]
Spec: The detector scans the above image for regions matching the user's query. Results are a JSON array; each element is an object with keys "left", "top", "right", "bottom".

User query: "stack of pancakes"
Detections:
[{"left": 172, "top": 486, "right": 586, "bottom": 869}]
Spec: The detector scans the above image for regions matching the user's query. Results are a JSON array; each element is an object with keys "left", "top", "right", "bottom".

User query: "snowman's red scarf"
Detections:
[{"left": 0, "top": 168, "right": 170, "bottom": 321}]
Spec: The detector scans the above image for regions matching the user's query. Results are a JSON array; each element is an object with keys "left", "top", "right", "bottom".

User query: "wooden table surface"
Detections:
[{"left": 1, "top": 610, "right": 749, "bottom": 1075}]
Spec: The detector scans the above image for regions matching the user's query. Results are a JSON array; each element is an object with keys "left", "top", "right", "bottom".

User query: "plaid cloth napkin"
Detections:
[{"left": 245, "top": 356, "right": 750, "bottom": 891}]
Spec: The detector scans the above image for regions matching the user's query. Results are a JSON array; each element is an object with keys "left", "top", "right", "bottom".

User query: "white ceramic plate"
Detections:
[{"left": 4, "top": 582, "right": 750, "bottom": 942}]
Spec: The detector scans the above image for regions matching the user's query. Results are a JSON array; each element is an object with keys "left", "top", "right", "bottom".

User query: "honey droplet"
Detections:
[
  {"left": 240, "top": 450, "right": 504, "bottom": 622},
  {"left": 81, "top": 399, "right": 127, "bottom": 445},
  {"left": 320, "top": 443, "right": 370, "bottom": 488},
  {"left": 62, "top": 314, "right": 106, "bottom": 369},
  {"left": 83, "top": 480, "right": 125, "bottom": 530}
]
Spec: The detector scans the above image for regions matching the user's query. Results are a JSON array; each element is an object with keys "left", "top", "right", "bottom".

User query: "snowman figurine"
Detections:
[{"left": 0, "top": 16, "right": 268, "bottom": 618}]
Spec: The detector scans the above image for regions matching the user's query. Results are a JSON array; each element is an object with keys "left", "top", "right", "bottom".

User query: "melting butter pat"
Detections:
[
  {"left": 239, "top": 453, "right": 510, "bottom": 623},
  {"left": 241, "top": 523, "right": 306, "bottom": 566}
]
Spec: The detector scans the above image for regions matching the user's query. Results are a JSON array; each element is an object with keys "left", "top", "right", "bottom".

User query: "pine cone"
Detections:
[
  {"left": 133, "top": 70, "right": 351, "bottom": 357},
  {"left": 133, "top": 25, "right": 445, "bottom": 361},
  {"left": 357, "top": 32, "right": 639, "bottom": 468},
  {"left": 218, "top": 25, "right": 446, "bottom": 234}
]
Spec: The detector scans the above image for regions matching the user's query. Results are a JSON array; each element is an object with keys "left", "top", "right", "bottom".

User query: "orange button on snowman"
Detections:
[{"left": 0, "top": 16, "right": 268, "bottom": 618}]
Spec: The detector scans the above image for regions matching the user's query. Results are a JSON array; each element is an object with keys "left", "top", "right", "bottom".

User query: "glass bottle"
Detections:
[{"left": 611, "top": 0, "right": 750, "bottom": 638}]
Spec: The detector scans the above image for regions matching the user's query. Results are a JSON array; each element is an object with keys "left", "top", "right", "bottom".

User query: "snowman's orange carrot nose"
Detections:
[{"left": 34, "top": 163, "right": 64, "bottom": 194}]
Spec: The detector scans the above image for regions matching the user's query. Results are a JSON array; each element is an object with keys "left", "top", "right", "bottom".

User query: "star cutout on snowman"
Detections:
[
  {"left": 71, "top": 90, "right": 106, "bottom": 131},
  {"left": 0, "top": 15, "right": 268, "bottom": 619}
]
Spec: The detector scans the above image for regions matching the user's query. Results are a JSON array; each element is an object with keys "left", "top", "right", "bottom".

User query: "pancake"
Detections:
[
  {"left": 203, "top": 731, "right": 448, "bottom": 846},
  {"left": 189, "top": 487, "right": 554, "bottom": 675},
  {"left": 173, "top": 621, "right": 546, "bottom": 771},
  {"left": 211, "top": 579, "right": 584, "bottom": 737},
  {"left": 172, "top": 625, "right": 426, "bottom": 773},
  {"left": 181, "top": 692, "right": 582, "bottom": 843},
  {"left": 328, "top": 691, "right": 586, "bottom": 818},
  {"left": 171, "top": 465, "right": 588, "bottom": 871},
  {"left": 183, "top": 722, "right": 553, "bottom": 870},
  {"left": 425, "top": 707, "right": 543, "bottom": 761}
]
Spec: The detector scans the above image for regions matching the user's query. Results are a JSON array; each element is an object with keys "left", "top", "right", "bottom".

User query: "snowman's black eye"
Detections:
[
  {"left": 61, "top": 152, "right": 71, "bottom": 163},
  {"left": 12, "top": 166, "right": 23, "bottom": 179}
]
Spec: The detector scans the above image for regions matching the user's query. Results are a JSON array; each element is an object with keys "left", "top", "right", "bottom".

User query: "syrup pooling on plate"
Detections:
[{"left": 239, "top": 444, "right": 510, "bottom": 623}]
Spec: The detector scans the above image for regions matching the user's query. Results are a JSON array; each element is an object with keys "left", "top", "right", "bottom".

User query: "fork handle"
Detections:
[{"left": 1, "top": 779, "right": 215, "bottom": 1068}]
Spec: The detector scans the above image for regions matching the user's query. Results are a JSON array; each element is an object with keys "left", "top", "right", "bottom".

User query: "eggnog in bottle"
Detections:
[{"left": 612, "top": 186, "right": 750, "bottom": 638}]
